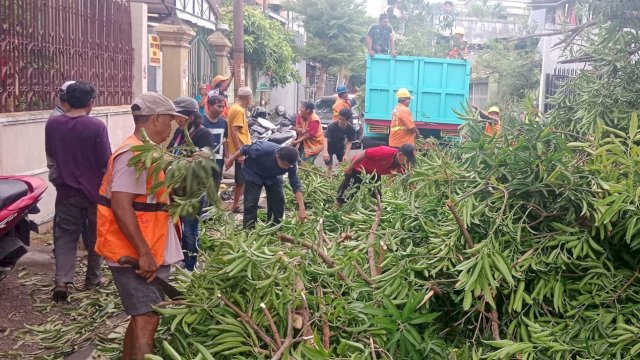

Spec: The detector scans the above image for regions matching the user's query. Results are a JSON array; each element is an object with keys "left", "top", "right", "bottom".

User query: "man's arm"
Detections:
[
  {"left": 230, "top": 126, "right": 244, "bottom": 155},
  {"left": 390, "top": 32, "right": 397, "bottom": 57},
  {"left": 288, "top": 167, "right": 306, "bottom": 222},
  {"left": 197, "top": 95, "right": 207, "bottom": 108},
  {"left": 322, "top": 138, "right": 330, "bottom": 161},
  {"left": 98, "top": 126, "right": 112, "bottom": 173},
  {"left": 343, "top": 141, "right": 353, "bottom": 162},
  {"left": 366, "top": 35, "right": 374, "bottom": 56},
  {"left": 344, "top": 151, "right": 366, "bottom": 174},
  {"left": 111, "top": 191, "right": 158, "bottom": 282}
]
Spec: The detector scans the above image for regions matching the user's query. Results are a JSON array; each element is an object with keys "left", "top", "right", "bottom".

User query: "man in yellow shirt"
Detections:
[
  {"left": 389, "top": 88, "right": 419, "bottom": 147},
  {"left": 332, "top": 85, "right": 351, "bottom": 121},
  {"left": 227, "top": 87, "right": 253, "bottom": 213}
]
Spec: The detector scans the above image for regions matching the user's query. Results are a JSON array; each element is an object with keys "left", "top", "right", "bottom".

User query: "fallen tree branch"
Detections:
[
  {"left": 219, "top": 294, "right": 276, "bottom": 350},
  {"left": 446, "top": 200, "right": 475, "bottom": 249},
  {"left": 352, "top": 261, "right": 375, "bottom": 287},
  {"left": 610, "top": 270, "right": 640, "bottom": 304},
  {"left": 368, "top": 194, "right": 383, "bottom": 277},
  {"left": 489, "top": 309, "right": 501, "bottom": 341},
  {"left": 508, "top": 20, "right": 597, "bottom": 42},
  {"left": 316, "top": 285, "right": 331, "bottom": 350},
  {"left": 278, "top": 233, "right": 351, "bottom": 284},
  {"left": 260, "top": 303, "right": 282, "bottom": 348}
]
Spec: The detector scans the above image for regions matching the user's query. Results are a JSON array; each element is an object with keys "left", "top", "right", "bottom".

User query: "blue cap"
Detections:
[{"left": 336, "top": 85, "right": 348, "bottom": 94}]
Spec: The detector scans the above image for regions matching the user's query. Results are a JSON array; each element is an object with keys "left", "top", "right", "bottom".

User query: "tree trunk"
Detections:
[{"left": 316, "top": 66, "right": 327, "bottom": 100}]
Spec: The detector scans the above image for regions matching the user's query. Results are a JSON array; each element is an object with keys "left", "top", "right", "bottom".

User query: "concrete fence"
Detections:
[{"left": 0, "top": 106, "right": 135, "bottom": 230}]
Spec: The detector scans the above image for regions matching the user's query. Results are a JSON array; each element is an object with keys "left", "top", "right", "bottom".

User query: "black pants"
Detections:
[
  {"left": 336, "top": 172, "right": 381, "bottom": 205},
  {"left": 243, "top": 180, "right": 285, "bottom": 229},
  {"left": 53, "top": 194, "right": 103, "bottom": 285}
]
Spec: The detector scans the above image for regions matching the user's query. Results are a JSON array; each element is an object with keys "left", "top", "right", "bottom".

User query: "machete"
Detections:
[{"left": 118, "top": 256, "right": 184, "bottom": 300}]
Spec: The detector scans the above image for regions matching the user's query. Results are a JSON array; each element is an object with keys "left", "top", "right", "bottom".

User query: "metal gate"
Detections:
[
  {"left": 544, "top": 67, "right": 579, "bottom": 112},
  {"left": 188, "top": 28, "right": 216, "bottom": 98}
]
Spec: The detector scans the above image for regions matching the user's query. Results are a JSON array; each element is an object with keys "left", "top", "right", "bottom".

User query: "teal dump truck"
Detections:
[{"left": 363, "top": 54, "right": 471, "bottom": 146}]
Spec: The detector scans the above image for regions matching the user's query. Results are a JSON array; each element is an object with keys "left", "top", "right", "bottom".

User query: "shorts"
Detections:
[
  {"left": 324, "top": 148, "right": 345, "bottom": 166},
  {"left": 110, "top": 265, "right": 171, "bottom": 316},
  {"left": 234, "top": 160, "right": 245, "bottom": 185}
]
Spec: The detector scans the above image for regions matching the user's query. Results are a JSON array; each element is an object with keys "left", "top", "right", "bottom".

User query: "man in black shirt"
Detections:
[
  {"left": 323, "top": 108, "right": 356, "bottom": 172},
  {"left": 366, "top": 14, "right": 396, "bottom": 57}
]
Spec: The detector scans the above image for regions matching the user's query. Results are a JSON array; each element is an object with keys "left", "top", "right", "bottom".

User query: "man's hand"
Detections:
[
  {"left": 323, "top": 152, "right": 329, "bottom": 161},
  {"left": 237, "top": 155, "right": 245, "bottom": 165},
  {"left": 224, "top": 158, "right": 234, "bottom": 171},
  {"left": 342, "top": 154, "right": 349, "bottom": 162},
  {"left": 344, "top": 167, "right": 353, "bottom": 175},
  {"left": 391, "top": 51, "right": 397, "bottom": 58},
  {"left": 136, "top": 253, "right": 158, "bottom": 283},
  {"left": 298, "top": 208, "right": 307, "bottom": 222}
]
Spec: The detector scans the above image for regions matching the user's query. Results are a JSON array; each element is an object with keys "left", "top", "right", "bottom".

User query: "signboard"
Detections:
[
  {"left": 257, "top": 72, "right": 271, "bottom": 92},
  {"left": 149, "top": 35, "right": 161, "bottom": 66}
]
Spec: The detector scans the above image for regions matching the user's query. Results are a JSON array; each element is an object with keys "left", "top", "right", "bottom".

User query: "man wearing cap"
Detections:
[
  {"left": 225, "top": 142, "right": 307, "bottom": 229},
  {"left": 336, "top": 144, "right": 416, "bottom": 206},
  {"left": 227, "top": 86, "right": 253, "bottom": 213},
  {"left": 208, "top": 74, "right": 233, "bottom": 118},
  {"left": 292, "top": 101, "right": 325, "bottom": 163},
  {"left": 95, "top": 92, "right": 186, "bottom": 360},
  {"left": 480, "top": 106, "right": 501, "bottom": 136},
  {"left": 332, "top": 85, "right": 351, "bottom": 122},
  {"left": 167, "top": 97, "right": 216, "bottom": 273},
  {"left": 45, "top": 81, "right": 111, "bottom": 302},
  {"left": 389, "top": 88, "right": 419, "bottom": 148},
  {"left": 50, "top": 80, "right": 75, "bottom": 118}
]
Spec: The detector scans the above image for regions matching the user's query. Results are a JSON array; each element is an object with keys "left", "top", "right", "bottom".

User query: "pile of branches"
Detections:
[{"left": 149, "top": 113, "right": 640, "bottom": 359}]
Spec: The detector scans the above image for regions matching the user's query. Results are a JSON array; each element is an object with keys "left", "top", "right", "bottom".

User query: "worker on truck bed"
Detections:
[
  {"left": 389, "top": 88, "right": 419, "bottom": 148},
  {"left": 366, "top": 13, "right": 397, "bottom": 57},
  {"left": 336, "top": 144, "right": 416, "bottom": 207},
  {"left": 333, "top": 85, "right": 351, "bottom": 122},
  {"left": 447, "top": 27, "right": 468, "bottom": 60}
]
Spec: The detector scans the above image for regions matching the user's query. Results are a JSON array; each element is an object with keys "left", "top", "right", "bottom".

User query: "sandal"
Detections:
[{"left": 52, "top": 284, "right": 69, "bottom": 302}]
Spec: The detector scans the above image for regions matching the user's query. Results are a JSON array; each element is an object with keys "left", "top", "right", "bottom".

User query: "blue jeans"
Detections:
[{"left": 180, "top": 199, "right": 205, "bottom": 271}]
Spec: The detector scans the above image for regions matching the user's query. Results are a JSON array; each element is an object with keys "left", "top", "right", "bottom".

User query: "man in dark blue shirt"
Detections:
[{"left": 225, "top": 141, "right": 307, "bottom": 229}]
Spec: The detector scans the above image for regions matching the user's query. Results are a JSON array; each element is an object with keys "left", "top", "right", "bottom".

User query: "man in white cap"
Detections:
[
  {"left": 94, "top": 92, "right": 187, "bottom": 360},
  {"left": 227, "top": 86, "right": 253, "bottom": 213},
  {"left": 49, "top": 80, "right": 76, "bottom": 118}
]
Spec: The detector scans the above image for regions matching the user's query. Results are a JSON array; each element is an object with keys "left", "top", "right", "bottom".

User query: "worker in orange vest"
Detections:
[
  {"left": 389, "top": 88, "right": 419, "bottom": 147},
  {"left": 332, "top": 85, "right": 351, "bottom": 121}
]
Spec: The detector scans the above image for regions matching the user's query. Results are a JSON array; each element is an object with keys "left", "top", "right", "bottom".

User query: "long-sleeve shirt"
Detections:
[
  {"left": 240, "top": 141, "right": 302, "bottom": 193},
  {"left": 45, "top": 114, "right": 111, "bottom": 203}
]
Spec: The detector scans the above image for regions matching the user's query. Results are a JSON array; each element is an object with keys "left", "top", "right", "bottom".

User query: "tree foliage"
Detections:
[
  {"left": 220, "top": 4, "right": 300, "bottom": 87},
  {"left": 474, "top": 40, "right": 541, "bottom": 108},
  {"left": 284, "top": 0, "right": 369, "bottom": 71},
  {"left": 546, "top": 0, "right": 640, "bottom": 135}
]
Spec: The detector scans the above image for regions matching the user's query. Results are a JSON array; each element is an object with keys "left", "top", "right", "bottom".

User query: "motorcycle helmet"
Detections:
[
  {"left": 274, "top": 104, "right": 286, "bottom": 116},
  {"left": 252, "top": 106, "right": 267, "bottom": 119}
]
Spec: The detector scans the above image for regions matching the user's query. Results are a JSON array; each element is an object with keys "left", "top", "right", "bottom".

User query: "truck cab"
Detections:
[{"left": 363, "top": 55, "right": 471, "bottom": 147}]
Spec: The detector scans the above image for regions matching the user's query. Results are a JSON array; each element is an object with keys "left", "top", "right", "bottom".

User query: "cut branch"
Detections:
[
  {"left": 219, "top": 294, "right": 276, "bottom": 350},
  {"left": 260, "top": 303, "right": 282, "bottom": 348},
  {"left": 489, "top": 309, "right": 501, "bottom": 341},
  {"left": 352, "top": 261, "right": 375, "bottom": 287},
  {"left": 368, "top": 194, "right": 383, "bottom": 277},
  {"left": 278, "top": 233, "right": 351, "bottom": 284},
  {"left": 610, "top": 269, "right": 640, "bottom": 304},
  {"left": 446, "top": 200, "right": 475, "bottom": 249},
  {"left": 508, "top": 20, "right": 597, "bottom": 42}
]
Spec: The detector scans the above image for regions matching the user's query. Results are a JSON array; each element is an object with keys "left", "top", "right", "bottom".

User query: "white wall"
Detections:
[{"left": 268, "top": 61, "right": 306, "bottom": 115}]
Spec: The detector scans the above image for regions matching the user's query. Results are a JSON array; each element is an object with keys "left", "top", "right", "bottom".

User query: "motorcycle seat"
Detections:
[
  {"left": 0, "top": 179, "right": 29, "bottom": 210},
  {"left": 269, "top": 132, "right": 295, "bottom": 145}
]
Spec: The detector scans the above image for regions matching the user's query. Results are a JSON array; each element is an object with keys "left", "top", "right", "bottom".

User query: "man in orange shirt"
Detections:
[
  {"left": 389, "top": 88, "right": 419, "bottom": 147},
  {"left": 292, "top": 101, "right": 325, "bottom": 163},
  {"left": 332, "top": 85, "right": 351, "bottom": 121}
]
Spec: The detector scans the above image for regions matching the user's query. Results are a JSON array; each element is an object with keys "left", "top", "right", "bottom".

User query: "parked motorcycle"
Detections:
[
  {"left": 0, "top": 175, "right": 47, "bottom": 281},
  {"left": 249, "top": 106, "right": 297, "bottom": 147}
]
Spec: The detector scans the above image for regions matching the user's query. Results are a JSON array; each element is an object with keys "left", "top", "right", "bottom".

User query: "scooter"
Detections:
[
  {"left": 250, "top": 106, "right": 297, "bottom": 147},
  {"left": 249, "top": 107, "right": 277, "bottom": 142},
  {"left": 0, "top": 175, "right": 47, "bottom": 281}
]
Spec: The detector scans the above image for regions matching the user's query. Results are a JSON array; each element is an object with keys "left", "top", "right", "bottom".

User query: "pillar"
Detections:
[
  {"left": 208, "top": 31, "right": 233, "bottom": 99},
  {"left": 130, "top": 2, "right": 148, "bottom": 99},
  {"left": 155, "top": 18, "right": 195, "bottom": 100}
]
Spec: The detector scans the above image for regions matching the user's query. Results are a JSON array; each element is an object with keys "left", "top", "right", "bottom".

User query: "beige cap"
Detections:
[
  {"left": 237, "top": 87, "right": 253, "bottom": 97},
  {"left": 131, "top": 92, "right": 187, "bottom": 119}
]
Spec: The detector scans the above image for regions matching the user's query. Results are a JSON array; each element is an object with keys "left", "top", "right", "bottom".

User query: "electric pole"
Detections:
[{"left": 233, "top": 0, "right": 245, "bottom": 93}]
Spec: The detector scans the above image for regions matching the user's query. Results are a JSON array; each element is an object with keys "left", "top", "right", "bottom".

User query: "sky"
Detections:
[{"left": 366, "top": 0, "right": 387, "bottom": 17}]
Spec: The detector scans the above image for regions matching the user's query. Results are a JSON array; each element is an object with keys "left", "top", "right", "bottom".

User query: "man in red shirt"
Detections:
[{"left": 336, "top": 144, "right": 416, "bottom": 206}]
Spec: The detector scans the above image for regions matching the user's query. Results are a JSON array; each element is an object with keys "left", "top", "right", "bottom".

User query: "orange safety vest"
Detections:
[
  {"left": 332, "top": 98, "right": 351, "bottom": 121},
  {"left": 299, "top": 113, "right": 325, "bottom": 157},
  {"left": 95, "top": 135, "right": 170, "bottom": 266}
]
